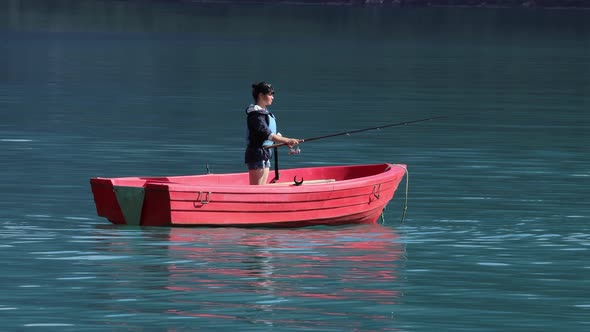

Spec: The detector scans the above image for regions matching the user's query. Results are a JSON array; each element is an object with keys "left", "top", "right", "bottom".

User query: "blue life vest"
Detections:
[
  {"left": 245, "top": 107, "right": 277, "bottom": 154},
  {"left": 263, "top": 112, "right": 277, "bottom": 147}
]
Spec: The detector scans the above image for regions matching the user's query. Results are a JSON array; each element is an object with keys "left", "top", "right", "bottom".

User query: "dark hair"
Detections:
[{"left": 251, "top": 82, "right": 274, "bottom": 102}]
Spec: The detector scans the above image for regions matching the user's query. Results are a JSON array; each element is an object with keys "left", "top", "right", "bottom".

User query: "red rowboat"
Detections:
[{"left": 90, "top": 163, "right": 407, "bottom": 227}]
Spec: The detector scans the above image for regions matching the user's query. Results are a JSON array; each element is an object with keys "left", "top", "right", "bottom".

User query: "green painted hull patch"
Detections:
[{"left": 113, "top": 186, "right": 145, "bottom": 226}]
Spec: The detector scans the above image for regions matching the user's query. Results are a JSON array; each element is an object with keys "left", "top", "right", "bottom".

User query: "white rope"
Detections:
[{"left": 392, "top": 164, "right": 409, "bottom": 223}]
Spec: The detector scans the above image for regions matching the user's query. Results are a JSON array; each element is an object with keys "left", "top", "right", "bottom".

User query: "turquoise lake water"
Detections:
[{"left": 1, "top": 1, "right": 589, "bottom": 331}]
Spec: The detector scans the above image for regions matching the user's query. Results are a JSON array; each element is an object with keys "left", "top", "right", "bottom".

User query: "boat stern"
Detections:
[
  {"left": 90, "top": 178, "right": 172, "bottom": 226},
  {"left": 90, "top": 178, "right": 126, "bottom": 225}
]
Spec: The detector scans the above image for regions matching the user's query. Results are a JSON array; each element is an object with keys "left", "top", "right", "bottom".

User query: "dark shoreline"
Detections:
[{"left": 176, "top": 0, "right": 590, "bottom": 9}]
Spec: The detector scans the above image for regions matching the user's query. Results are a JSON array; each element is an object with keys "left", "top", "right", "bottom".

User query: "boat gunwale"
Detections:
[
  {"left": 144, "top": 163, "right": 405, "bottom": 193},
  {"left": 90, "top": 163, "right": 404, "bottom": 185}
]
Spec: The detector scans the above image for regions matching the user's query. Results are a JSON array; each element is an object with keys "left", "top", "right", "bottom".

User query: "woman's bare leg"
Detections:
[
  {"left": 261, "top": 167, "right": 269, "bottom": 184},
  {"left": 249, "top": 168, "right": 269, "bottom": 185}
]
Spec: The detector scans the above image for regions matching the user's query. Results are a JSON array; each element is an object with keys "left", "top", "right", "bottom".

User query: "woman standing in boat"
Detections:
[{"left": 245, "top": 82, "right": 301, "bottom": 185}]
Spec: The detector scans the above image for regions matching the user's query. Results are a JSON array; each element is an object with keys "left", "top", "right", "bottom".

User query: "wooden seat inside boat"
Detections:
[{"left": 269, "top": 179, "right": 336, "bottom": 186}]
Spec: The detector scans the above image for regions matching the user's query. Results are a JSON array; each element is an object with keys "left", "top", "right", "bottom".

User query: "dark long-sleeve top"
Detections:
[{"left": 244, "top": 105, "right": 274, "bottom": 163}]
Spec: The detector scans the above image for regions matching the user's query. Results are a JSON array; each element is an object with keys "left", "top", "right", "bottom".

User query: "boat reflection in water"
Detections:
[{"left": 163, "top": 224, "right": 405, "bottom": 329}]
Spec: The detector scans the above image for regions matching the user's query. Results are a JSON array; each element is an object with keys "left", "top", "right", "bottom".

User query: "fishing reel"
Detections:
[{"left": 288, "top": 145, "right": 301, "bottom": 155}]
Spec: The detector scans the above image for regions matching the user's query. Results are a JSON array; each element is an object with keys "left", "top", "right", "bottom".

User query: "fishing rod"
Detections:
[{"left": 265, "top": 113, "right": 463, "bottom": 150}]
